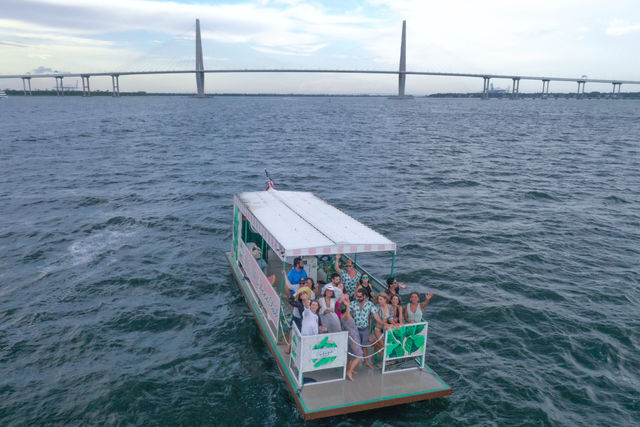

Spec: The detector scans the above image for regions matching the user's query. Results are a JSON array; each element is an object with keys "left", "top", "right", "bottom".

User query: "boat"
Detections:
[
  {"left": 225, "top": 179, "right": 452, "bottom": 420},
  {"left": 0, "top": 90, "right": 7, "bottom": 98}
]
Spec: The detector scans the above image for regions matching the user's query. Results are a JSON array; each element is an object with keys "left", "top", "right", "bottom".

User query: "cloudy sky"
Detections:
[{"left": 1, "top": 0, "right": 640, "bottom": 94}]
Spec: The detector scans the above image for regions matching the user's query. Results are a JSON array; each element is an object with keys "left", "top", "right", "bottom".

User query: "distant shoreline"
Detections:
[{"left": 3, "top": 89, "right": 640, "bottom": 99}]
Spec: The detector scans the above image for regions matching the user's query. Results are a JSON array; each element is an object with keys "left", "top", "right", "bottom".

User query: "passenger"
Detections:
[
  {"left": 301, "top": 300, "right": 322, "bottom": 336},
  {"left": 285, "top": 286, "right": 312, "bottom": 354},
  {"left": 390, "top": 294, "right": 404, "bottom": 326},
  {"left": 338, "top": 301, "right": 363, "bottom": 381},
  {"left": 405, "top": 292, "right": 433, "bottom": 324},
  {"left": 335, "top": 254, "right": 361, "bottom": 298},
  {"left": 356, "top": 274, "right": 375, "bottom": 300},
  {"left": 287, "top": 257, "right": 308, "bottom": 289},
  {"left": 335, "top": 292, "right": 351, "bottom": 321},
  {"left": 318, "top": 284, "right": 341, "bottom": 333},
  {"left": 384, "top": 277, "right": 406, "bottom": 298},
  {"left": 335, "top": 281, "right": 346, "bottom": 301},
  {"left": 327, "top": 273, "right": 344, "bottom": 300},
  {"left": 305, "top": 277, "right": 319, "bottom": 300},
  {"left": 372, "top": 293, "right": 396, "bottom": 354},
  {"left": 350, "top": 289, "right": 377, "bottom": 369},
  {"left": 284, "top": 276, "right": 308, "bottom": 299}
]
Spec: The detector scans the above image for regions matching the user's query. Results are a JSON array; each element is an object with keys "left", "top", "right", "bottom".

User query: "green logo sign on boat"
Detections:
[
  {"left": 386, "top": 324, "right": 426, "bottom": 359},
  {"left": 311, "top": 336, "right": 338, "bottom": 368}
]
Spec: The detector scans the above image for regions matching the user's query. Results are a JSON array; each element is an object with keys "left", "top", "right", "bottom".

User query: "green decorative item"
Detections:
[
  {"left": 385, "top": 324, "right": 426, "bottom": 359},
  {"left": 232, "top": 207, "right": 241, "bottom": 260},
  {"left": 311, "top": 336, "right": 338, "bottom": 368},
  {"left": 291, "top": 334, "right": 298, "bottom": 358}
]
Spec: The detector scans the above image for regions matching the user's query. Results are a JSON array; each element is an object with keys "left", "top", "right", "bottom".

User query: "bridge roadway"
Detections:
[{"left": 2, "top": 69, "right": 639, "bottom": 97}]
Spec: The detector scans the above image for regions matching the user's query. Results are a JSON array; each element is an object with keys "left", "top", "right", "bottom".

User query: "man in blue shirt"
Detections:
[{"left": 287, "top": 257, "right": 307, "bottom": 293}]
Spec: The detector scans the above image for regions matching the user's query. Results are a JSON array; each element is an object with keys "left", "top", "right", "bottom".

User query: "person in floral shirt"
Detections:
[
  {"left": 335, "top": 254, "right": 361, "bottom": 298},
  {"left": 350, "top": 289, "right": 379, "bottom": 368}
]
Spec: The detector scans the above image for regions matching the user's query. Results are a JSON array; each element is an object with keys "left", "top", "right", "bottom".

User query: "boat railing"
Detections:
[
  {"left": 288, "top": 323, "right": 349, "bottom": 390},
  {"left": 278, "top": 306, "right": 292, "bottom": 344}
]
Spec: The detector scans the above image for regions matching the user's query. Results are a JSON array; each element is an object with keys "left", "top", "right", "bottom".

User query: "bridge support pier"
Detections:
[
  {"left": 55, "top": 76, "right": 64, "bottom": 96},
  {"left": 576, "top": 80, "right": 586, "bottom": 99},
  {"left": 81, "top": 75, "right": 91, "bottom": 97},
  {"left": 22, "top": 77, "right": 32, "bottom": 95},
  {"left": 397, "top": 20, "right": 407, "bottom": 98},
  {"left": 541, "top": 79, "right": 550, "bottom": 99},
  {"left": 482, "top": 77, "right": 490, "bottom": 99},
  {"left": 111, "top": 75, "right": 120, "bottom": 97},
  {"left": 611, "top": 82, "right": 622, "bottom": 99},
  {"left": 511, "top": 77, "right": 520, "bottom": 99},
  {"left": 195, "top": 19, "right": 205, "bottom": 97}
]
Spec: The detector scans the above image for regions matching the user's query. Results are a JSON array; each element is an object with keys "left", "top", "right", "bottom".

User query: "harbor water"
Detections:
[{"left": 1, "top": 96, "right": 638, "bottom": 425}]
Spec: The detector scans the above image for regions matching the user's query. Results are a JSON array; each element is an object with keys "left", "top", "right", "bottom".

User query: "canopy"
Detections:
[{"left": 234, "top": 190, "right": 396, "bottom": 260}]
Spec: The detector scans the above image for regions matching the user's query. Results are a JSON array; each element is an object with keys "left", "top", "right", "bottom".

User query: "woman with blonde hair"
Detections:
[{"left": 372, "top": 293, "right": 395, "bottom": 354}]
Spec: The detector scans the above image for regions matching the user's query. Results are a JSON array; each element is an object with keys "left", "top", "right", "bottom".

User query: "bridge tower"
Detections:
[
  {"left": 398, "top": 20, "right": 407, "bottom": 98},
  {"left": 195, "top": 19, "right": 205, "bottom": 97}
]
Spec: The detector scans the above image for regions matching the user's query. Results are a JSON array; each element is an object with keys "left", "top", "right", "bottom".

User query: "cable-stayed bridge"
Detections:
[{"left": 2, "top": 20, "right": 639, "bottom": 98}]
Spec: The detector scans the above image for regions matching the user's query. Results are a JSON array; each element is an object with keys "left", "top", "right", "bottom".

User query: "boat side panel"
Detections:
[{"left": 225, "top": 252, "right": 308, "bottom": 416}]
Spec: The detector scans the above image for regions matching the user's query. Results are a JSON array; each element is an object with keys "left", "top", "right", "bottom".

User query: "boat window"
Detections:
[{"left": 242, "top": 217, "right": 267, "bottom": 264}]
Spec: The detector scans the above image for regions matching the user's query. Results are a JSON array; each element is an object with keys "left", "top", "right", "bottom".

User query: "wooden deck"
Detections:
[{"left": 226, "top": 252, "right": 452, "bottom": 420}]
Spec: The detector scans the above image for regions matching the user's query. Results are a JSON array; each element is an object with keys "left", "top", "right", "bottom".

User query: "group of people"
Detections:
[{"left": 283, "top": 254, "right": 433, "bottom": 380}]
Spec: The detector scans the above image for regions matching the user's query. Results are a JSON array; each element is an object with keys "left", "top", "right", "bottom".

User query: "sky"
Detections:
[{"left": 1, "top": 0, "right": 640, "bottom": 94}]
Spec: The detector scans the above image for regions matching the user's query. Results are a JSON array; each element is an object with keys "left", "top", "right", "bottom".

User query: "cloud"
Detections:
[
  {"left": 32, "top": 66, "right": 53, "bottom": 74},
  {"left": 0, "top": 40, "right": 28, "bottom": 47},
  {"left": 605, "top": 19, "right": 640, "bottom": 36},
  {"left": 1, "top": 0, "right": 375, "bottom": 50},
  {"left": 252, "top": 43, "right": 328, "bottom": 56}
]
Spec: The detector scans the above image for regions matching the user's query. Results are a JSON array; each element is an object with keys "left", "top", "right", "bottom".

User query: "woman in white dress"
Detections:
[
  {"left": 301, "top": 300, "right": 322, "bottom": 335},
  {"left": 318, "top": 285, "right": 341, "bottom": 333}
]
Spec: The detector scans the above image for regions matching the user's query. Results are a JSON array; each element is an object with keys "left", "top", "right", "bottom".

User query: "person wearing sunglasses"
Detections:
[
  {"left": 335, "top": 253, "right": 361, "bottom": 298},
  {"left": 385, "top": 277, "right": 407, "bottom": 298},
  {"left": 356, "top": 274, "right": 375, "bottom": 300}
]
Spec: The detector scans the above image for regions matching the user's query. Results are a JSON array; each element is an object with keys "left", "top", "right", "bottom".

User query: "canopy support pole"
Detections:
[
  {"left": 243, "top": 218, "right": 248, "bottom": 242},
  {"left": 390, "top": 251, "right": 396, "bottom": 277},
  {"left": 281, "top": 259, "right": 286, "bottom": 298},
  {"left": 260, "top": 237, "right": 265, "bottom": 268}
]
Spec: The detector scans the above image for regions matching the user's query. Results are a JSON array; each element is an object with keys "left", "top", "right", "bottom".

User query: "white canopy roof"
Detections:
[{"left": 234, "top": 190, "right": 396, "bottom": 260}]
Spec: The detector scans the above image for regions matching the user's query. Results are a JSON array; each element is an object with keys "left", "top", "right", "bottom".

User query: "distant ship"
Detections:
[
  {"left": 488, "top": 83, "right": 509, "bottom": 95},
  {"left": 0, "top": 90, "right": 7, "bottom": 98}
]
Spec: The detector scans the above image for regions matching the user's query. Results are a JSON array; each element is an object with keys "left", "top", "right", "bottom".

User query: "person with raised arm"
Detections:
[
  {"left": 335, "top": 254, "right": 361, "bottom": 298},
  {"left": 301, "top": 300, "right": 323, "bottom": 336},
  {"left": 404, "top": 292, "right": 433, "bottom": 323},
  {"left": 285, "top": 286, "right": 313, "bottom": 354},
  {"left": 384, "top": 277, "right": 407, "bottom": 298}
]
